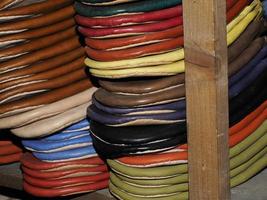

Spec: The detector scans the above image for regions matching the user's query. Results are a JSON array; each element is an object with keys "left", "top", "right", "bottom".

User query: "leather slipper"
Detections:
[
  {"left": 21, "top": 152, "right": 105, "bottom": 171},
  {"left": 23, "top": 179, "right": 108, "bottom": 197},
  {"left": 22, "top": 164, "right": 108, "bottom": 179},
  {"left": 32, "top": 145, "right": 97, "bottom": 162},
  {"left": 75, "top": 5, "right": 182, "bottom": 28},
  {"left": 87, "top": 104, "right": 185, "bottom": 126},
  {"left": 11, "top": 102, "right": 91, "bottom": 138},
  {"left": 23, "top": 172, "right": 109, "bottom": 188},
  {"left": 75, "top": 0, "right": 182, "bottom": 17},
  {"left": 22, "top": 135, "right": 93, "bottom": 153}
]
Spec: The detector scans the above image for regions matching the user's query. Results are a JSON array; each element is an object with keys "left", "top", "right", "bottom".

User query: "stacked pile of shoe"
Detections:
[
  {"left": 0, "top": 132, "right": 22, "bottom": 164},
  {"left": 20, "top": 119, "right": 109, "bottom": 197},
  {"left": 0, "top": 1, "right": 108, "bottom": 197},
  {"left": 75, "top": 0, "right": 186, "bottom": 156},
  {"left": 0, "top": 0, "right": 93, "bottom": 133},
  {"left": 74, "top": 0, "right": 267, "bottom": 199}
]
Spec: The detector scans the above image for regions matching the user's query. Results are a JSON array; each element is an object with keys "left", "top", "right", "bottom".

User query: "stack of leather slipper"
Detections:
[
  {"left": 0, "top": 0, "right": 96, "bottom": 136},
  {"left": 75, "top": 0, "right": 263, "bottom": 78},
  {"left": 74, "top": 0, "right": 266, "bottom": 155},
  {"left": 0, "top": 87, "right": 97, "bottom": 138},
  {"left": 109, "top": 100, "right": 267, "bottom": 199},
  {"left": 20, "top": 119, "right": 110, "bottom": 197},
  {"left": 75, "top": 0, "right": 184, "bottom": 78},
  {"left": 74, "top": 0, "right": 267, "bottom": 199},
  {"left": 0, "top": 132, "right": 23, "bottom": 164},
  {"left": 74, "top": 0, "right": 189, "bottom": 156},
  {"left": 0, "top": 1, "right": 108, "bottom": 197}
]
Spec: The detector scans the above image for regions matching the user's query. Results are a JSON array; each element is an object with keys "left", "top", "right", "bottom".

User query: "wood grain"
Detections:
[{"left": 183, "top": 0, "right": 230, "bottom": 199}]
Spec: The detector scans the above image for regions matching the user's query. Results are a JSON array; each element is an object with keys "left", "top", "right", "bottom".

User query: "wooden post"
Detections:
[{"left": 183, "top": 0, "right": 230, "bottom": 200}]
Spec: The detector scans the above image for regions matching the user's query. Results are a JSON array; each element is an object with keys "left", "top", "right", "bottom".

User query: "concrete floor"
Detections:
[
  {"left": 0, "top": 169, "right": 265, "bottom": 200},
  {"left": 231, "top": 168, "right": 267, "bottom": 200}
]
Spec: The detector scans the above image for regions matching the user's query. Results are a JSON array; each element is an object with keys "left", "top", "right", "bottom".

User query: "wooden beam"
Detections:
[{"left": 183, "top": 0, "right": 230, "bottom": 199}]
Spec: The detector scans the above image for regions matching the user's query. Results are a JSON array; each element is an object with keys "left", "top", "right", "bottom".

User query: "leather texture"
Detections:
[
  {"left": 108, "top": 125, "right": 267, "bottom": 199},
  {"left": 0, "top": 27, "right": 77, "bottom": 61},
  {"left": 19, "top": 116, "right": 109, "bottom": 197},
  {"left": 75, "top": 0, "right": 182, "bottom": 17},
  {"left": 0, "top": 5, "right": 75, "bottom": 35},
  {"left": 80, "top": 0, "right": 138, "bottom": 6},
  {"left": 228, "top": 18, "right": 264, "bottom": 62},
  {"left": 89, "top": 61, "right": 184, "bottom": 78},
  {"left": 108, "top": 130, "right": 267, "bottom": 178},
  {"left": 117, "top": 113, "right": 267, "bottom": 167},
  {"left": 91, "top": 133, "right": 186, "bottom": 159},
  {"left": 78, "top": 16, "right": 183, "bottom": 38},
  {"left": 0, "top": 70, "right": 87, "bottom": 104},
  {"left": 11, "top": 102, "right": 90, "bottom": 138},
  {"left": 85, "top": 37, "right": 183, "bottom": 61},
  {"left": 106, "top": 107, "right": 267, "bottom": 198},
  {"left": 85, "top": 26, "right": 183, "bottom": 51},
  {"left": 0, "top": 0, "right": 72, "bottom": 18},
  {"left": 99, "top": 74, "right": 184, "bottom": 94},
  {"left": 230, "top": 46, "right": 267, "bottom": 86},
  {"left": 63, "top": 119, "right": 90, "bottom": 132},
  {"left": 0, "top": 144, "right": 22, "bottom": 155},
  {"left": 92, "top": 67, "right": 266, "bottom": 127},
  {"left": 94, "top": 63, "right": 266, "bottom": 108},
  {"left": 0, "top": 79, "right": 91, "bottom": 118},
  {"left": 0, "top": 36, "right": 81, "bottom": 74},
  {"left": 229, "top": 58, "right": 267, "bottom": 98},
  {"left": 23, "top": 172, "right": 109, "bottom": 188},
  {"left": 21, "top": 154, "right": 109, "bottom": 196},
  {"left": 31, "top": 145, "right": 96, "bottom": 162},
  {"left": 0, "top": 152, "right": 23, "bottom": 164},
  {"left": 0, "top": 0, "right": 24, "bottom": 11},
  {"left": 229, "top": 37, "right": 265, "bottom": 76},
  {"left": 92, "top": 96, "right": 186, "bottom": 115},
  {"left": 96, "top": 38, "right": 264, "bottom": 93},
  {"left": 18, "top": 118, "right": 94, "bottom": 159},
  {"left": 23, "top": 180, "right": 108, "bottom": 197},
  {"left": 91, "top": 70, "right": 266, "bottom": 158},
  {"left": 0, "top": 1, "right": 94, "bottom": 126},
  {"left": 87, "top": 104, "right": 186, "bottom": 126},
  {"left": 22, "top": 163, "right": 108, "bottom": 178},
  {"left": 81, "top": 0, "right": 254, "bottom": 51},
  {"left": 0, "top": 18, "right": 75, "bottom": 48},
  {"left": 75, "top": 5, "right": 182, "bottom": 28},
  {"left": 94, "top": 86, "right": 185, "bottom": 108},
  {"left": 75, "top": 1, "right": 267, "bottom": 198},
  {"left": 33, "top": 145, "right": 97, "bottom": 162},
  {"left": 0, "top": 57, "right": 85, "bottom": 92},
  {"left": 230, "top": 78, "right": 267, "bottom": 125},
  {"left": 90, "top": 120, "right": 186, "bottom": 144},
  {"left": 21, "top": 152, "right": 105, "bottom": 170},
  {"left": 22, "top": 135, "right": 93, "bottom": 153},
  {"left": 76, "top": 0, "right": 251, "bottom": 37},
  {"left": 85, "top": 49, "right": 184, "bottom": 70},
  {"left": 0, "top": 134, "right": 22, "bottom": 164},
  {"left": 0, "top": 47, "right": 84, "bottom": 83},
  {"left": 21, "top": 119, "right": 92, "bottom": 153},
  {"left": 44, "top": 130, "right": 89, "bottom": 141},
  {"left": 86, "top": 18, "right": 264, "bottom": 78}
]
